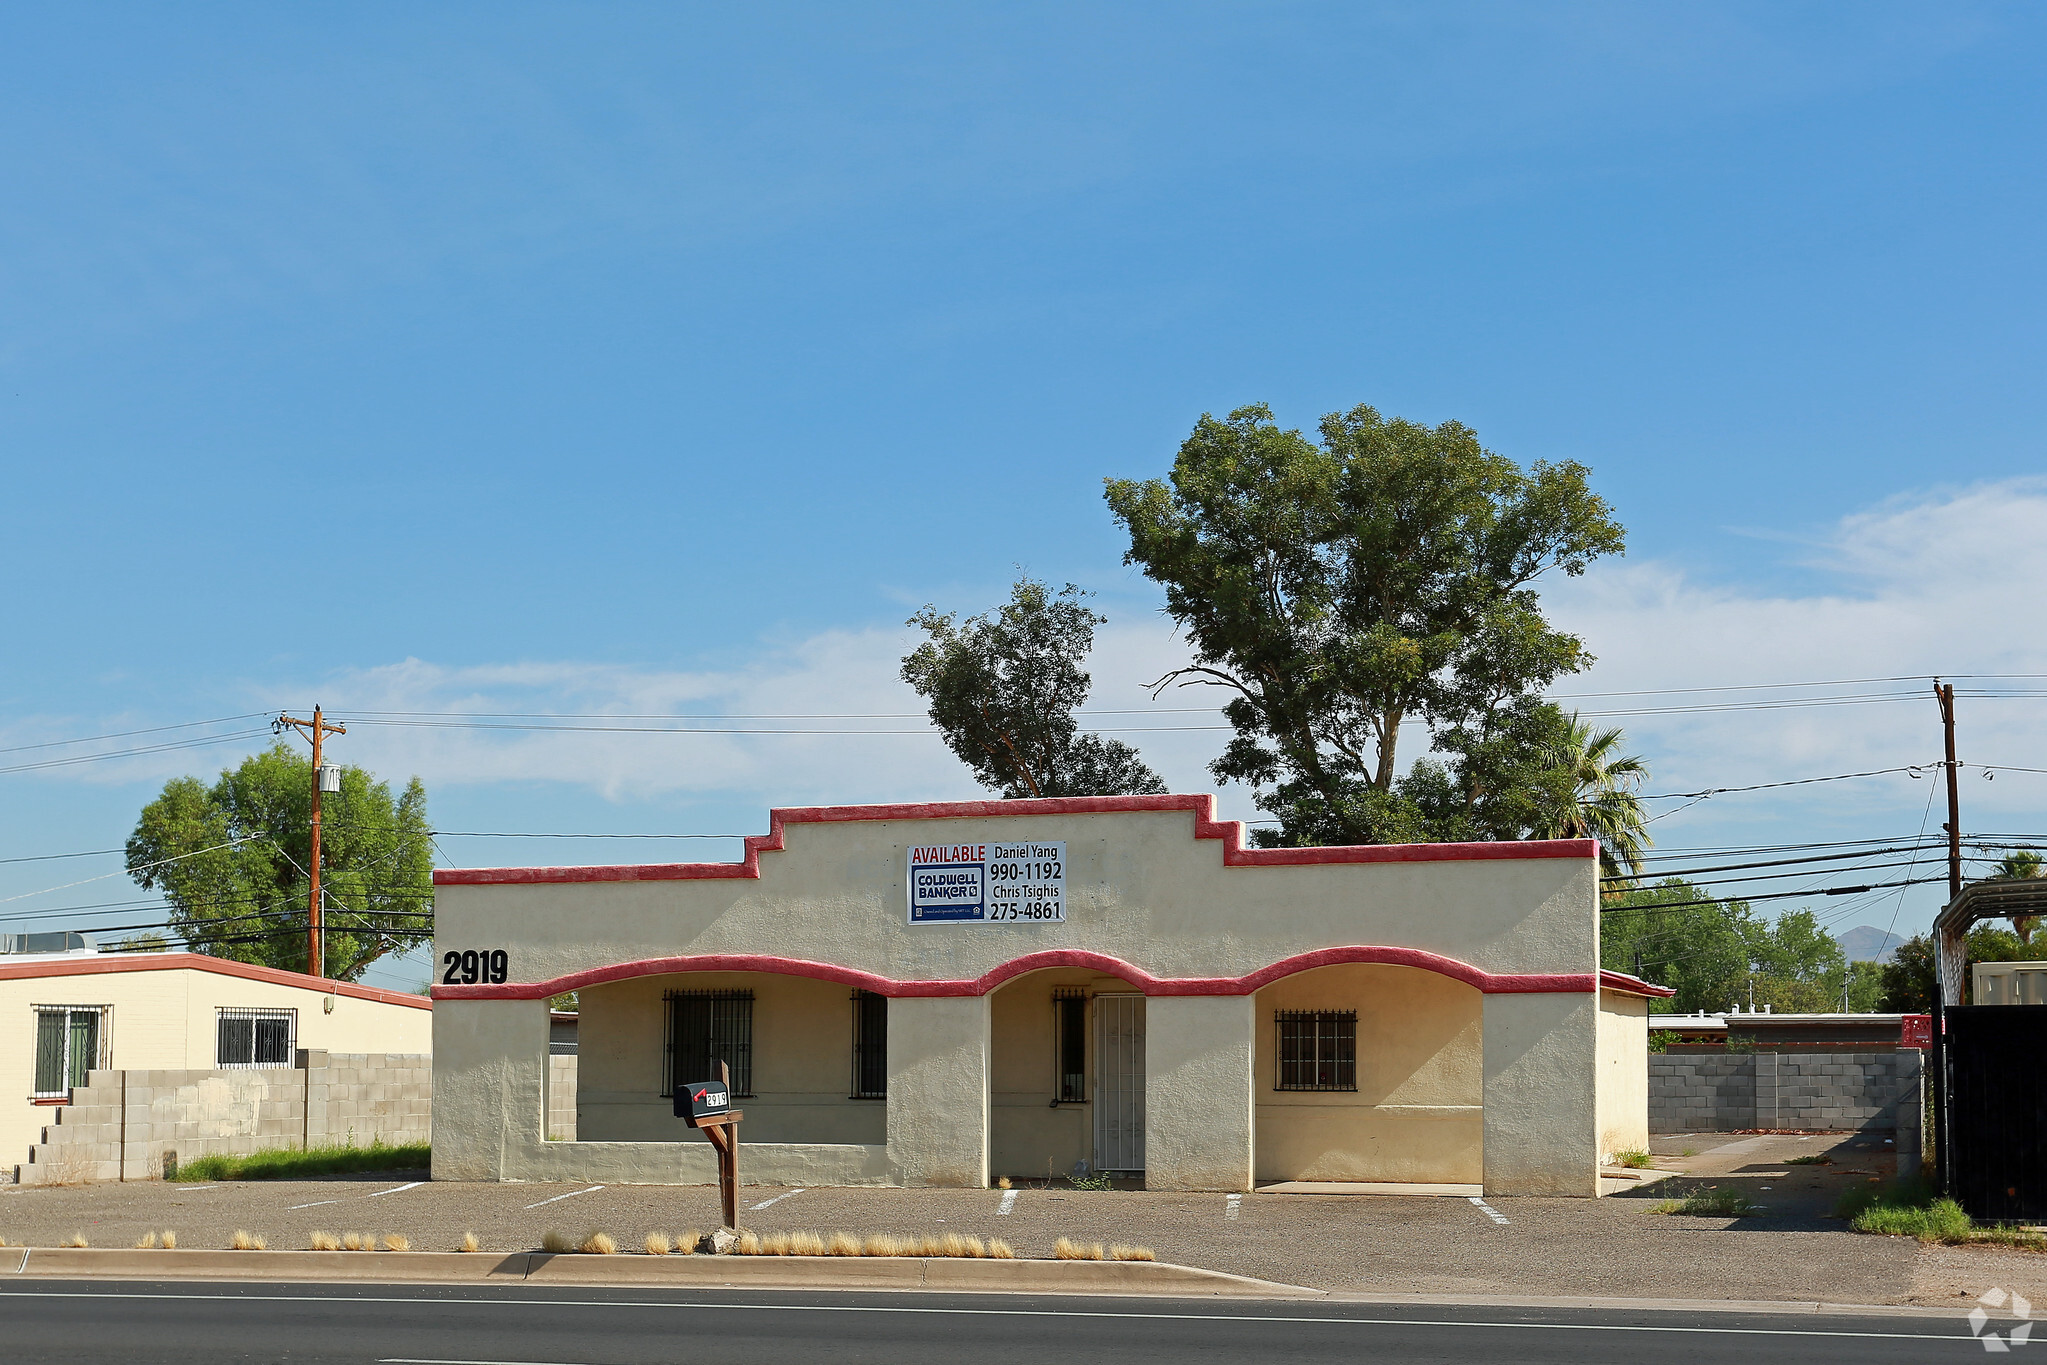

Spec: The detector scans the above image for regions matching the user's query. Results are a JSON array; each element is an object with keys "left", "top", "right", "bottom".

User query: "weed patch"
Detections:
[
  {"left": 1650, "top": 1186, "right": 1757, "bottom": 1218},
  {"left": 1840, "top": 1177, "right": 2047, "bottom": 1247},
  {"left": 1786, "top": 1154, "right": 1831, "bottom": 1166},
  {"left": 170, "top": 1140, "right": 429, "bottom": 1182},
  {"left": 1612, "top": 1150, "right": 1653, "bottom": 1170}
]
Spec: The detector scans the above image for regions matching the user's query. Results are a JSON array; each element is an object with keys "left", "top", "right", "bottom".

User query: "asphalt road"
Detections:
[{"left": 0, "top": 1281, "right": 2000, "bottom": 1364}]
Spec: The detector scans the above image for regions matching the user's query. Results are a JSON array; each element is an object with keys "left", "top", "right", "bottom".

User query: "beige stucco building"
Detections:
[
  {"left": 1, "top": 949, "right": 432, "bottom": 1175},
  {"left": 432, "top": 795, "right": 1665, "bottom": 1195}
]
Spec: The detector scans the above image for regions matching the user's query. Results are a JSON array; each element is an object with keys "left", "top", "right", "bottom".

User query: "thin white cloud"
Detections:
[{"left": 15, "top": 479, "right": 2046, "bottom": 858}]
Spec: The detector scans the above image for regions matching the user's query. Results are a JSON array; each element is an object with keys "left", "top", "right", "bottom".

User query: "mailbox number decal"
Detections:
[{"left": 442, "top": 949, "right": 509, "bottom": 985}]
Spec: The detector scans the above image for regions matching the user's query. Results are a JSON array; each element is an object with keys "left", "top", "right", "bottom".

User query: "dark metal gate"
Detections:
[{"left": 1939, "top": 1004, "right": 2047, "bottom": 1221}]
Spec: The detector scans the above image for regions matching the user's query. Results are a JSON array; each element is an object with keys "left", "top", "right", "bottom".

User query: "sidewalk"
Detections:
[{"left": 0, "top": 1132, "right": 2034, "bottom": 1307}]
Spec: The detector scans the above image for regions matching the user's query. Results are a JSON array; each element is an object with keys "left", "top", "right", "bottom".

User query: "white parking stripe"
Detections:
[
  {"left": 997, "top": 1189, "right": 1018, "bottom": 1215},
  {"left": 1225, "top": 1194, "right": 1243, "bottom": 1221},
  {"left": 1468, "top": 1196, "right": 1509, "bottom": 1225},
  {"left": 749, "top": 1188, "right": 805, "bottom": 1211},
  {"left": 370, "top": 1181, "right": 426, "bottom": 1198},
  {"left": 523, "top": 1185, "right": 604, "bottom": 1210},
  {"left": 286, "top": 1200, "right": 340, "bottom": 1211}
]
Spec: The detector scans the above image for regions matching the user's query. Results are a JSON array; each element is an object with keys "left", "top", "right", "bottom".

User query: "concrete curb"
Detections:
[
  {"left": 4, "top": 1247, "right": 1321, "bottom": 1297},
  {"left": 1318, "top": 1290, "right": 1981, "bottom": 1320}
]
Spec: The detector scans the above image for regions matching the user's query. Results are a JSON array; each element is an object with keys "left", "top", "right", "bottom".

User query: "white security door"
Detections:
[{"left": 1093, "top": 993, "right": 1145, "bottom": 1174}]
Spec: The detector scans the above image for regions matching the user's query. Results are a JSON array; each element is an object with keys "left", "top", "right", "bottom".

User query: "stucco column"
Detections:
[
  {"left": 886, "top": 995, "right": 989, "bottom": 1187},
  {"left": 1144, "top": 994, "right": 1255, "bottom": 1192},
  {"left": 1482, "top": 991, "right": 1600, "bottom": 1196},
  {"left": 431, "top": 998, "right": 547, "bottom": 1182}
]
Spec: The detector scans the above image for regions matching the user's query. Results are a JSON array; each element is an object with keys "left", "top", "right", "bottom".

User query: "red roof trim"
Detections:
[
  {"left": 1599, "top": 969, "right": 1678, "bottom": 998},
  {"left": 431, "top": 794, "right": 1598, "bottom": 886},
  {"left": 432, "top": 946, "right": 1599, "bottom": 1001},
  {"left": 0, "top": 953, "right": 432, "bottom": 1010}
]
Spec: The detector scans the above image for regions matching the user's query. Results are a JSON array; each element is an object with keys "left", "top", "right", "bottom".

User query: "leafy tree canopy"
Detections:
[
  {"left": 126, "top": 743, "right": 432, "bottom": 979},
  {"left": 1105, "top": 402, "right": 1624, "bottom": 847},
  {"left": 1601, "top": 880, "right": 1876, "bottom": 1014},
  {"left": 903, "top": 578, "right": 1168, "bottom": 799}
]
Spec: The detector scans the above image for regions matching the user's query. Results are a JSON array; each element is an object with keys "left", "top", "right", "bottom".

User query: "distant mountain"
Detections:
[{"left": 1838, "top": 925, "right": 1905, "bottom": 963}]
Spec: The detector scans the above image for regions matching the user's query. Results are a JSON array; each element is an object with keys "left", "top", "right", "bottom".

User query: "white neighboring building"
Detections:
[{"left": 0, "top": 947, "right": 431, "bottom": 1176}]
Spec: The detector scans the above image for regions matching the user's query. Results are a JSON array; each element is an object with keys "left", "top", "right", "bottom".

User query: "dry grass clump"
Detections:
[
  {"left": 644, "top": 1232, "right": 672, "bottom": 1256},
  {"left": 827, "top": 1231, "right": 861, "bottom": 1257},
  {"left": 736, "top": 1230, "right": 763, "bottom": 1255},
  {"left": 997, "top": 1176, "right": 1013, "bottom": 1189},
  {"left": 540, "top": 1230, "right": 573, "bottom": 1254},
  {"left": 458, "top": 1232, "right": 480, "bottom": 1253},
  {"left": 229, "top": 1230, "right": 266, "bottom": 1251},
  {"left": 382, "top": 1234, "right": 410, "bottom": 1252},
  {"left": 308, "top": 1231, "right": 342, "bottom": 1251},
  {"left": 160, "top": 1230, "right": 176, "bottom": 1249},
  {"left": 1110, "top": 1244, "right": 1155, "bottom": 1261},
  {"left": 133, "top": 1231, "right": 158, "bottom": 1249},
  {"left": 790, "top": 1231, "right": 827, "bottom": 1256},
  {"left": 1054, "top": 1237, "right": 1104, "bottom": 1261},
  {"left": 61, "top": 1233, "right": 89, "bottom": 1249},
  {"left": 986, "top": 1238, "right": 1015, "bottom": 1259},
  {"left": 580, "top": 1232, "right": 619, "bottom": 1255},
  {"left": 862, "top": 1233, "right": 908, "bottom": 1256},
  {"left": 341, "top": 1231, "right": 368, "bottom": 1251},
  {"left": 760, "top": 1231, "right": 793, "bottom": 1256},
  {"left": 674, "top": 1230, "right": 698, "bottom": 1256}
]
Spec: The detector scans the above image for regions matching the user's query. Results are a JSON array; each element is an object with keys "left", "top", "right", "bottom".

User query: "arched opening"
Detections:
[
  {"left": 988, "top": 965, "right": 1145, "bottom": 1181},
  {"left": 575, "top": 970, "right": 886, "bottom": 1146},
  {"left": 1252, "top": 962, "right": 1483, "bottom": 1184}
]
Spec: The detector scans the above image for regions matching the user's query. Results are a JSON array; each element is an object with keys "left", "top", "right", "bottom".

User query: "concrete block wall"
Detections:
[
  {"left": 547, "top": 1055, "right": 577, "bottom": 1141},
  {"left": 14, "top": 1051, "right": 430, "bottom": 1185},
  {"left": 1650, "top": 1051, "right": 1922, "bottom": 1136}
]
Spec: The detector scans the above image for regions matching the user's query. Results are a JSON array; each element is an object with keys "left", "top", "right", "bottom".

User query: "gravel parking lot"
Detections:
[{"left": 0, "top": 1131, "right": 2036, "bottom": 1306}]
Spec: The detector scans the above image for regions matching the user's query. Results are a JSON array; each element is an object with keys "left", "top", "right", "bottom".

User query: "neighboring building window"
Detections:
[
  {"left": 665, "top": 990, "right": 754, "bottom": 1098},
  {"left": 1275, "top": 1009, "right": 1357, "bottom": 1091},
  {"left": 32, "top": 1006, "right": 105, "bottom": 1098},
  {"left": 1053, "top": 988, "right": 1087, "bottom": 1103},
  {"left": 216, "top": 1007, "right": 297, "bottom": 1068},
  {"left": 850, "top": 989, "right": 887, "bottom": 1099}
]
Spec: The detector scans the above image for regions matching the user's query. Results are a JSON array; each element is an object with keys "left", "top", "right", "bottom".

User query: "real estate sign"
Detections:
[{"left": 906, "top": 842, "right": 1065, "bottom": 924}]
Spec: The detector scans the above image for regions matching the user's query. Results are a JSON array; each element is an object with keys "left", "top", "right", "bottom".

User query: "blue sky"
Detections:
[{"left": 4, "top": 4, "right": 2045, "bottom": 990}]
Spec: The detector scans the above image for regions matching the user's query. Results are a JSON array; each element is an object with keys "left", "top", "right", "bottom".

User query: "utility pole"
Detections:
[
  {"left": 1936, "top": 680, "right": 1962, "bottom": 905},
  {"left": 275, "top": 706, "right": 347, "bottom": 978}
]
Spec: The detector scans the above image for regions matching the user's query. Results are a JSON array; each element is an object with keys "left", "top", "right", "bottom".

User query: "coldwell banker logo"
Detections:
[
  {"left": 1971, "top": 1288, "right": 2033, "bottom": 1351},
  {"left": 909, "top": 844, "right": 988, "bottom": 922}
]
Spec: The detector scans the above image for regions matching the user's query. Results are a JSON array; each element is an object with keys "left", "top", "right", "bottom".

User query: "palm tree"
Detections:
[
  {"left": 1992, "top": 850, "right": 2043, "bottom": 943},
  {"left": 1539, "top": 712, "right": 1652, "bottom": 885}
]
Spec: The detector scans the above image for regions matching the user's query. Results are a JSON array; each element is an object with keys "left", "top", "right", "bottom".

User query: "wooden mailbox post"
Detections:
[{"left": 676, "top": 1060, "right": 743, "bottom": 1230}]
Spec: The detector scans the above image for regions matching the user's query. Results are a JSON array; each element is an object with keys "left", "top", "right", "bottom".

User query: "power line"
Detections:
[
  {"left": 1639, "top": 764, "right": 1939, "bottom": 801},
  {"left": 0, "top": 713, "right": 274, "bottom": 756},
  {"left": 1601, "top": 875, "right": 1949, "bottom": 913},
  {"left": 0, "top": 847, "right": 127, "bottom": 865},
  {"left": 0, "top": 728, "right": 275, "bottom": 777}
]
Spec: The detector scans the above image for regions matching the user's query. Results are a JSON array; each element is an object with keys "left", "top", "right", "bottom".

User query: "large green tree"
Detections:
[
  {"left": 126, "top": 744, "right": 433, "bottom": 979},
  {"left": 1105, "top": 403, "right": 1624, "bottom": 847},
  {"left": 1602, "top": 881, "right": 1874, "bottom": 1013},
  {"left": 903, "top": 578, "right": 1168, "bottom": 799}
]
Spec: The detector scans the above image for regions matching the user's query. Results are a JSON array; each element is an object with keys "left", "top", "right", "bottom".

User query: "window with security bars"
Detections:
[
  {"left": 850, "top": 989, "right": 887, "bottom": 1099},
  {"left": 665, "top": 990, "right": 754, "bottom": 1098},
  {"left": 1275, "top": 1010, "right": 1357, "bottom": 1091},
  {"left": 217, "top": 1007, "right": 296, "bottom": 1068},
  {"left": 32, "top": 1006, "right": 105, "bottom": 1098},
  {"left": 1053, "top": 988, "right": 1087, "bottom": 1102}
]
